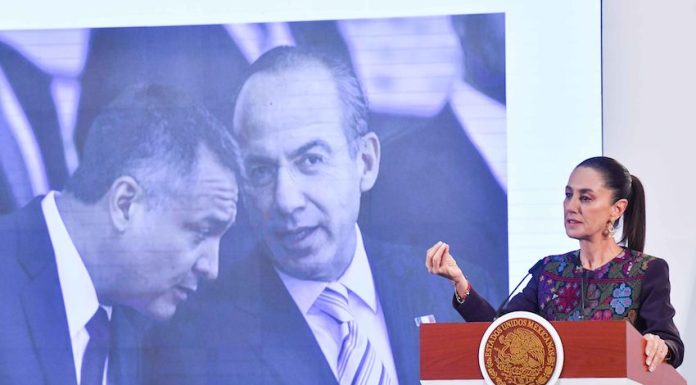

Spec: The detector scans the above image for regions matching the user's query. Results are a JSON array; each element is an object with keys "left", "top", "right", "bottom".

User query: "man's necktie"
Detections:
[
  {"left": 314, "top": 284, "right": 392, "bottom": 385},
  {"left": 81, "top": 307, "right": 111, "bottom": 385}
]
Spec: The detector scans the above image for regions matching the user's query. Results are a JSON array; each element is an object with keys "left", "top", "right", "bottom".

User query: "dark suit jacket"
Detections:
[
  {"left": 0, "top": 41, "right": 70, "bottom": 214},
  {"left": 0, "top": 198, "right": 145, "bottom": 385},
  {"left": 144, "top": 238, "right": 463, "bottom": 385},
  {"left": 0, "top": 167, "right": 16, "bottom": 214}
]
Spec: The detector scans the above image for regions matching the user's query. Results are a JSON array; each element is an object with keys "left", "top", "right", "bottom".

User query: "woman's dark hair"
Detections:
[{"left": 576, "top": 156, "right": 646, "bottom": 251}]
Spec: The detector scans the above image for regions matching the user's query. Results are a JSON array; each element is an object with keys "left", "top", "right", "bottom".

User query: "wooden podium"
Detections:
[{"left": 420, "top": 320, "right": 686, "bottom": 384}]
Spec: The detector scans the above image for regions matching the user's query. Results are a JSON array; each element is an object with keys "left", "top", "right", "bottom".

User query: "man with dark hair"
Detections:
[
  {"left": 145, "top": 47, "right": 466, "bottom": 385},
  {"left": 0, "top": 84, "right": 239, "bottom": 385}
]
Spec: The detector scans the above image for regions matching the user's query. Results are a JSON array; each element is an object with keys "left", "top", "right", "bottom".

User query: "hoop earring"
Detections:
[{"left": 605, "top": 220, "right": 615, "bottom": 237}]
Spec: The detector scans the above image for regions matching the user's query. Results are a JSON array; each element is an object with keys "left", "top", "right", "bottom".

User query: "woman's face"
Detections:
[{"left": 563, "top": 166, "right": 626, "bottom": 242}]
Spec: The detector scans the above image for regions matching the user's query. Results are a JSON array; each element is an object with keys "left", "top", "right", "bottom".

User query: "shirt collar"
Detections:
[
  {"left": 276, "top": 224, "right": 377, "bottom": 315},
  {"left": 42, "top": 191, "right": 110, "bottom": 338}
]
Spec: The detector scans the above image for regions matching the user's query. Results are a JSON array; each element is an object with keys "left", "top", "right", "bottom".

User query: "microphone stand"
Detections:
[
  {"left": 494, "top": 259, "right": 545, "bottom": 320},
  {"left": 576, "top": 265, "right": 587, "bottom": 320}
]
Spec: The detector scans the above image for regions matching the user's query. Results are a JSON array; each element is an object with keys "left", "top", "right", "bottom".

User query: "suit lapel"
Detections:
[
  {"left": 109, "top": 307, "right": 147, "bottom": 385},
  {"left": 365, "top": 239, "right": 459, "bottom": 385},
  {"left": 233, "top": 251, "right": 337, "bottom": 385},
  {"left": 365, "top": 239, "right": 420, "bottom": 385},
  {"left": 17, "top": 200, "right": 77, "bottom": 385}
]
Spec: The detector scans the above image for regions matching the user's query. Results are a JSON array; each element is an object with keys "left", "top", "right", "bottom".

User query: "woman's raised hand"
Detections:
[{"left": 426, "top": 241, "right": 469, "bottom": 294}]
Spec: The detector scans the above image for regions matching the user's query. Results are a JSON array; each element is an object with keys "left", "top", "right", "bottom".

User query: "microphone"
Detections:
[
  {"left": 578, "top": 267, "right": 589, "bottom": 320},
  {"left": 494, "top": 258, "right": 545, "bottom": 319}
]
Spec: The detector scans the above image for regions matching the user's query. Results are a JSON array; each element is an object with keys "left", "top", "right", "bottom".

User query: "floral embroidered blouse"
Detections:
[{"left": 453, "top": 248, "right": 685, "bottom": 368}]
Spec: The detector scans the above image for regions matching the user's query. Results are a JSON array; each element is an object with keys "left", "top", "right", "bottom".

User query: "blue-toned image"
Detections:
[{"left": 0, "top": 14, "right": 507, "bottom": 385}]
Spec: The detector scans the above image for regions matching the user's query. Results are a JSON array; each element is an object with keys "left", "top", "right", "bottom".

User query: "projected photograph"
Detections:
[{"left": 0, "top": 13, "right": 507, "bottom": 385}]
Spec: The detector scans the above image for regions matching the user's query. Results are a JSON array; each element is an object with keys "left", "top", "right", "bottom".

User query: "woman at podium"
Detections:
[{"left": 425, "top": 156, "right": 684, "bottom": 370}]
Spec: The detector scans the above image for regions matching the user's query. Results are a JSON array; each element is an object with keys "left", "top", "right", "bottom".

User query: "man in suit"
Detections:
[
  {"left": 0, "top": 84, "right": 239, "bottom": 385},
  {"left": 342, "top": 14, "right": 509, "bottom": 305},
  {"left": 145, "top": 46, "right": 471, "bottom": 385},
  {"left": 0, "top": 39, "right": 71, "bottom": 213}
]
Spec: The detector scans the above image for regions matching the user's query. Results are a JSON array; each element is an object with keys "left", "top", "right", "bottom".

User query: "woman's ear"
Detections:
[{"left": 612, "top": 198, "right": 629, "bottom": 222}]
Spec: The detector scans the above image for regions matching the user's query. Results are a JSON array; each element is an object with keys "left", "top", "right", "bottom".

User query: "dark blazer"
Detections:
[
  {"left": 145, "top": 238, "right": 467, "bottom": 385},
  {"left": 0, "top": 41, "right": 70, "bottom": 213},
  {"left": 0, "top": 166, "right": 16, "bottom": 214},
  {"left": 0, "top": 198, "right": 145, "bottom": 385},
  {"left": 454, "top": 250, "right": 685, "bottom": 368}
]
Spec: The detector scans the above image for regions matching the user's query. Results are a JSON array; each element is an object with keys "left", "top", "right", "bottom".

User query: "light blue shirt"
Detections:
[{"left": 276, "top": 225, "right": 399, "bottom": 384}]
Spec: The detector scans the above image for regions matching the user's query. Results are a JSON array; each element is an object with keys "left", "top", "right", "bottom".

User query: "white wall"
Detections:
[{"left": 603, "top": 0, "right": 696, "bottom": 380}]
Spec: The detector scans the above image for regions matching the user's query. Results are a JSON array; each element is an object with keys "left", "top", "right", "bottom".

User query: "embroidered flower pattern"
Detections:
[
  {"left": 591, "top": 309, "right": 612, "bottom": 320},
  {"left": 537, "top": 250, "right": 653, "bottom": 322},
  {"left": 585, "top": 283, "right": 601, "bottom": 310},
  {"left": 610, "top": 283, "right": 632, "bottom": 315}
]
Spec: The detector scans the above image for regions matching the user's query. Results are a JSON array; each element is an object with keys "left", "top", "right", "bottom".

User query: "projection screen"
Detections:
[{"left": 0, "top": 1, "right": 601, "bottom": 384}]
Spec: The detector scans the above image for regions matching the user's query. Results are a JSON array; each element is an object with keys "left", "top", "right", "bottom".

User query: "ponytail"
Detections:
[
  {"left": 576, "top": 157, "right": 647, "bottom": 252},
  {"left": 621, "top": 175, "right": 646, "bottom": 251}
]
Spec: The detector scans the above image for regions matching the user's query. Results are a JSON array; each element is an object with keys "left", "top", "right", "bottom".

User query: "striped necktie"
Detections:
[{"left": 313, "top": 283, "right": 392, "bottom": 385}]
